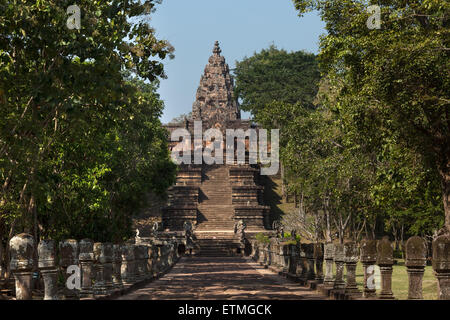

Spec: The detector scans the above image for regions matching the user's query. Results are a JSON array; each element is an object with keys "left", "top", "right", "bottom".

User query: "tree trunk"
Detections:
[
  {"left": 324, "top": 196, "right": 332, "bottom": 242},
  {"left": 0, "top": 241, "right": 4, "bottom": 279},
  {"left": 281, "top": 163, "right": 287, "bottom": 201},
  {"left": 392, "top": 224, "right": 399, "bottom": 250},
  {"left": 440, "top": 164, "right": 450, "bottom": 234},
  {"left": 294, "top": 192, "right": 298, "bottom": 208}
]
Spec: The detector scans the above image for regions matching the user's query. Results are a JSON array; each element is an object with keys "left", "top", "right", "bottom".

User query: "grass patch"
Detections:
[
  {"left": 351, "top": 259, "right": 438, "bottom": 300},
  {"left": 263, "top": 177, "right": 439, "bottom": 299}
]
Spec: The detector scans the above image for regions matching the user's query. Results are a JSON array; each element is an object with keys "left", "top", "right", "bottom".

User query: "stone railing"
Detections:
[
  {"left": 7, "top": 233, "right": 180, "bottom": 300},
  {"left": 250, "top": 234, "right": 450, "bottom": 300}
]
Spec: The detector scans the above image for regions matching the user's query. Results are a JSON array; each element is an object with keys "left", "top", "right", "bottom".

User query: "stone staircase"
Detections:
[{"left": 194, "top": 165, "right": 239, "bottom": 256}]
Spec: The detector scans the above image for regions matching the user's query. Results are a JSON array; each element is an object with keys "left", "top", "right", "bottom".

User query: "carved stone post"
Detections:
[
  {"left": 273, "top": 241, "right": 280, "bottom": 269},
  {"left": 267, "top": 242, "right": 272, "bottom": 266},
  {"left": 59, "top": 239, "right": 79, "bottom": 299},
  {"left": 151, "top": 244, "right": 159, "bottom": 277},
  {"left": 112, "top": 244, "right": 123, "bottom": 290},
  {"left": 314, "top": 243, "right": 324, "bottom": 282},
  {"left": 79, "top": 239, "right": 94, "bottom": 298},
  {"left": 405, "top": 236, "right": 427, "bottom": 300},
  {"left": 298, "top": 244, "right": 308, "bottom": 282},
  {"left": 103, "top": 243, "right": 114, "bottom": 294},
  {"left": 333, "top": 244, "right": 345, "bottom": 290},
  {"left": 360, "top": 239, "right": 377, "bottom": 298},
  {"left": 38, "top": 240, "right": 58, "bottom": 300},
  {"left": 377, "top": 237, "right": 395, "bottom": 299},
  {"left": 344, "top": 241, "right": 361, "bottom": 297},
  {"left": 287, "top": 244, "right": 296, "bottom": 275},
  {"left": 141, "top": 245, "right": 149, "bottom": 278},
  {"left": 281, "top": 243, "right": 290, "bottom": 274},
  {"left": 432, "top": 234, "right": 450, "bottom": 300},
  {"left": 160, "top": 245, "right": 168, "bottom": 272},
  {"left": 263, "top": 243, "right": 269, "bottom": 267},
  {"left": 155, "top": 245, "right": 163, "bottom": 275},
  {"left": 306, "top": 244, "right": 316, "bottom": 280},
  {"left": 93, "top": 242, "right": 113, "bottom": 295},
  {"left": 93, "top": 243, "right": 105, "bottom": 295},
  {"left": 135, "top": 244, "right": 146, "bottom": 282},
  {"left": 120, "top": 243, "right": 135, "bottom": 286},
  {"left": 146, "top": 246, "right": 154, "bottom": 280},
  {"left": 323, "top": 243, "right": 335, "bottom": 288},
  {"left": 250, "top": 240, "right": 257, "bottom": 260},
  {"left": 9, "top": 233, "right": 34, "bottom": 300}
]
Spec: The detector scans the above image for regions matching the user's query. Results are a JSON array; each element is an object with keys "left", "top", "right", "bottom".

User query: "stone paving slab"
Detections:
[{"left": 117, "top": 256, "right": 327, "bottom": 300}]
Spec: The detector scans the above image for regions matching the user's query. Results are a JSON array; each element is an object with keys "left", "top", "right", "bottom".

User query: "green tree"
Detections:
[
  {"left": 292, "top": 0, "right": 449, "bottom": 234},
  {"left": 234, "top": 45, "right": 320, "bottom": 120},
  {"left": 0, "top": 0, "right": 176, "bottom": 266}
]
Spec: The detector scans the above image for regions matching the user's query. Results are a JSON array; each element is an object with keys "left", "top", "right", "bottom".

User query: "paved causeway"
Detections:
[{"left": 117, "top": 257, "right": 325, "bottom": 300}]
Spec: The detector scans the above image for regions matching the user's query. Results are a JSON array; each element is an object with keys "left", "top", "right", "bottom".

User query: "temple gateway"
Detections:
[{"left": 148, "top": 42, "right": 273, "bottom": 256}]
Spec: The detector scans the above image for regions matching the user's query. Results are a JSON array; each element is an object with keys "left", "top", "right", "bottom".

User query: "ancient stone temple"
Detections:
[{"left": 162, "top": 41, "right": 272, "bottom": 256}]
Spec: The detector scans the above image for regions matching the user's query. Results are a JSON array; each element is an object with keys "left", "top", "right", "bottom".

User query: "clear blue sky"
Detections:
[{"left": 150, "top": 0, "right": 326, "bottom": 124}]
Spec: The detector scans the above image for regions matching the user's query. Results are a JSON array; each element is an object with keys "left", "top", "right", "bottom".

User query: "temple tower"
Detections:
[
  {"left": 192, "top": 41, "right": 240, "bottom": 125},
  {"left": 161, "top": 42, "right": 272, "bottom": 256}
]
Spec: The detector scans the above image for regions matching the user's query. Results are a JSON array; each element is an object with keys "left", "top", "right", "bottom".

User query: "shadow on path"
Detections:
[{"left": 117, "top": 257, "right": 326, "bottom": 300}]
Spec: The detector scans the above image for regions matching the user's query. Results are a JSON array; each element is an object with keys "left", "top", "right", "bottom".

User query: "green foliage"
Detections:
[
  {"left": 255, "top": 233, "right": 270, "bottom": 244},
  {"left": 292, "top": 0, "right": 449, "bottom": 232},
  {"left": 283, "top": 232, "right": 301, "bottom": 242},
  {"left": 235, "top": 1, "right": 447, "bottom": 240},
  {"left": 0, "top": 0, "right": 176, "bottom": 244},
  {"left": 233, "top": 45, "right": 320, "bottom": 120},
  {"left": 393, "top": 249, "right": 404, "bottom": 259}
]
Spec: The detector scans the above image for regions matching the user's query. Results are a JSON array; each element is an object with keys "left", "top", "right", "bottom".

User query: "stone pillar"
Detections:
[
  {"left": 79, "top": 239, "right": 94, "bottom": 298},
  {"left": 306, "top": 244, "right": 316, "bottom": 280},
  {"left": 376, "top": 237, "right": 395, "bottom": 299},
  {"left": 93, "top": 243, "right": 105, "bottom": 295},
  {"left": 344, "top": 241, "right": 361, "bottom": 297},
  {"left": 405, "top": 236, "right": 427, "bottom": 300},
  {"left": 263, "top": 243, "right": 269, "bottom": 268},
  {"left": 298, "top": 244, "right": 308, "bottom": 282},
  {"left": 134, "top": 245, "right": 147, "bottom": 282},
  {"left": 141, "top": 245, "right": 149, "bottom": 279},
  {"left": 120, "top": 243, "right": 135, "bottom": 286},
  {"left": 432, "top": 234, "right": 450, "bottom": 300},
  {"left": 155, "top": 245, "right": 163, "bottom": 275},
  {"left": 277, "top": 242, "right": 284, "bottom": 270},
  {"left": 323, "top": 243, "right": 335, "bottom": 288},
  {"left": 250, "top": 240, "right": 257, "bottom": 260},
  {"left": 59, "top": 239, "right": 79, "bottom": 299},
  {"left": 333, "top": 244, "right": 345, "bottom": 290},
  {"left": 112, "top": 244, "right": 123, "bottom": 290},
  {"left": 267, "top": 243, "right": 272, "bottom": 266},
  {"left": 360, "top": 239, "right": 377, "bottom": 298},
  {"left": 146, "top": 246, "right": 154, "bottom": 280},
  {"left": 38, "top": 240, "right": 58, "bottom": 300},
  {"left": 168, "top": 242, "right": 175, "bottom": 266},
  {"left": 314, "top": 243, "right": 324, "bottom": 282},
  {"left": 151, "top": 244, "right": 159, "bottom": 278},
  {"left": 9, "top": 233, "right": 34, "bottom": 300},
  {"left": 287, "top": 244, "right": 296, "bottom": 275},
  {"left": 93, "top": 242, "right": 113, "bottom": 295},
  {"left": 102, "top": 243, "right": 114, "bottom": 293},
  {"left": 257, "top": 243, "right": 263, "bottom": 265},
  {"left": 281, "top": 243, "right": 290, "bottom": 274}
]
